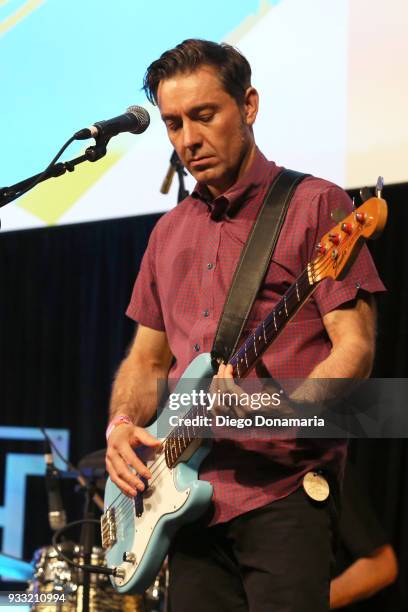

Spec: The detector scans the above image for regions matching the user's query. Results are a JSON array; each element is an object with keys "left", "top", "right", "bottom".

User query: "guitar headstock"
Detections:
[{"left": 310, "top": 196, "right": 388, "bottom": 283}]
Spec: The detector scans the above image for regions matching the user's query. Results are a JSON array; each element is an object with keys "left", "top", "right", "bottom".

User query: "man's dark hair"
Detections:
[{"left": 143, "top": 39, "right": 252, "bottom": 106}]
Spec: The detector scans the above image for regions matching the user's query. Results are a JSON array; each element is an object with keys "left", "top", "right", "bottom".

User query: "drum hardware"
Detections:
[
  {"left": 31, "top": 437, "right": 168, "bottom": 610},
  {"left": 27, "top": 542, "right": 147, "bottom": 611}
]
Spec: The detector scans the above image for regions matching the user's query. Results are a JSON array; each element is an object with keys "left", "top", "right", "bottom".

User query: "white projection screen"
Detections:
[{"left": 1, "top": 0, "right": 407, "bottom": 232}]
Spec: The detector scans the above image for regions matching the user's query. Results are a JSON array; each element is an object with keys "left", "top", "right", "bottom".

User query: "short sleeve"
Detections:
[
  {"left": 126, "top": 224, "right": 165, "bottom": 331},
  {"left": 309, "top": 186, "right": 386, "bottom": 316}
]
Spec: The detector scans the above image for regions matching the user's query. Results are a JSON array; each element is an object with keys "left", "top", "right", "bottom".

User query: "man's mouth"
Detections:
[{"left": 189, "top": 157, "right": 213, "bottom": 168}]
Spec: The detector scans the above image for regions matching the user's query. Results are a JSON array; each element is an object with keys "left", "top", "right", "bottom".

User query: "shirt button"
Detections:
[
  {"left": 194, "top": 343, "right": 200, "bottom": 352},
  {"left": 203, "top": 309, "right": 209, "bottom": 317},
  {"left": 207, "top": 263, "right": 214, "bottom": 270}
]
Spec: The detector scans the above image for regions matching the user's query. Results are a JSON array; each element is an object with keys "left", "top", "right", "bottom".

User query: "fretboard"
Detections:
[{"left": 229, "top": 265, "right": 315, "bottom": 379}]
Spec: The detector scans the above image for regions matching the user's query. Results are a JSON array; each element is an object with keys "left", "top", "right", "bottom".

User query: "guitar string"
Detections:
[{"left": 104, "top": 237, "right": 356, "bottom": 520}]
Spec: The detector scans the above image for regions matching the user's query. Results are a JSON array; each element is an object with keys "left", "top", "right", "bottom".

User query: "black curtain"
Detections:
[{"left": 0, "top": 182, "right": 407, "bottom": 609}]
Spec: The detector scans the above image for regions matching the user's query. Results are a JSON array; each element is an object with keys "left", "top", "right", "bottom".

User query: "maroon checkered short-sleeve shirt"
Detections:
[{"left": 127, "top": 148, "right": 385, "bottom": 525}]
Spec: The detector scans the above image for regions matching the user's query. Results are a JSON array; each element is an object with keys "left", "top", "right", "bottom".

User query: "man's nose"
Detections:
[{"left": 182, "top": 119, "right": 202, "bottom": 150}]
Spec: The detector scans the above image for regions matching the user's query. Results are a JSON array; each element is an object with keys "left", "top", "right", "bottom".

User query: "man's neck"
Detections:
[{"left": 206, "top": 142, "right": 257, "bottom": 199}]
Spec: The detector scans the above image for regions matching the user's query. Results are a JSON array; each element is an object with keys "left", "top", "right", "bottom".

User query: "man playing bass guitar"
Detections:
[{"left": 105, "top": 39, "right": 385, "bottom": 612}]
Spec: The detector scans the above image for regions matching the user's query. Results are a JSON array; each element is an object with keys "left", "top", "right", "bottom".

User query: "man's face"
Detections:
[{"left": 157, "top": 65, "right": 258, "bottom": 197}]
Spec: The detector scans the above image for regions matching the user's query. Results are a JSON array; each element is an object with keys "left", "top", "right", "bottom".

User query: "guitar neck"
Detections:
[
  {"left": 164, "top": 265, "right": 317, "bottom": 468},
  {"left": 229, "top": 265, "right": 316, "bottom": 379}
]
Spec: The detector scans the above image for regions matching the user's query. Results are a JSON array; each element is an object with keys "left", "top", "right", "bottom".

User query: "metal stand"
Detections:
[
  {"left": 173, "top": 155, "right": 189, "bottom": 203},
  {"left": 0, "top": 138, "right": 110, "bottom": 210},
  {"left": 79, "top": 479, "right": 98, "bottom": 612},
  {"left": 160, "top": 150, "right": 189, "bottom": 204}
]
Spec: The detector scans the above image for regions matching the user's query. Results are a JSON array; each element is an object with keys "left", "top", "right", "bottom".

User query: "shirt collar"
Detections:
[{"left": 191, "top": 147, "right": 277, "bottom": 220}]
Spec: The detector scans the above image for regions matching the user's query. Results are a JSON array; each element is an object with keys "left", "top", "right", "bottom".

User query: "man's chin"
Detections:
[{"left": 190, "top": 166, "right": 221, "bottom": 185}]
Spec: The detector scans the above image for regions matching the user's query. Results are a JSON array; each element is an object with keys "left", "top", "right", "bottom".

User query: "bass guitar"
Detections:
[{"left": 102, "top": 193, "right": 387, "bottom": 593}]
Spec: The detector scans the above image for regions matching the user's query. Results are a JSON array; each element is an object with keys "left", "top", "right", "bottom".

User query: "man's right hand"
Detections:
[{"left": 106, "top": 423, "right": 162, "bottom": 497}]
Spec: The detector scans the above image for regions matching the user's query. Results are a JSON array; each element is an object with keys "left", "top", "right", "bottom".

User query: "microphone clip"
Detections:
[{"left": 84, "top": 134, "right": 112, "bottom": 163}]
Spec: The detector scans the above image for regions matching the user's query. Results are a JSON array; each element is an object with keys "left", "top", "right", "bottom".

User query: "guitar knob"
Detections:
[
  {"left": 123, "top": 552, "right": 136, "bottom": 564},
  {"left": 328, "top": 233, "right": 341, "bottom": 246},
  {"left": 113, "top": 567, "right": 126, "bottom": 579},
  {"left": 316, "top": 243, "right": 327, "bottom": 255},
  {"left": 355, "top": 212, "right": 366, "bottom": 223},
  {"left": 341, "top": 223, "right": 353, "bottom": 234}
]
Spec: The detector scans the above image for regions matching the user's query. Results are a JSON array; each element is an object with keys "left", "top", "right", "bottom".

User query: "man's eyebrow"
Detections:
[{"left": 161, "top": 103, "right": 219, "bottom": 122}]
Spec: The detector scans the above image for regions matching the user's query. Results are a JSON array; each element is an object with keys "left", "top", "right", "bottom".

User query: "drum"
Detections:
[{"left": 26, "top": 542, "right": 145, "bottom": 611}]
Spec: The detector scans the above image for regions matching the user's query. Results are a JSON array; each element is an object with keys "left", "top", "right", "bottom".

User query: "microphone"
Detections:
[
  {"left": 44, "top": 443, "right": 67, "bottom": 531},
  {"left": 74, "top": 105, "right": 150, "bottom": 141}
]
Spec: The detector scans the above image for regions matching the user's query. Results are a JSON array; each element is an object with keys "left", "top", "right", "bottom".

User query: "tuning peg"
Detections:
[
  {"left": 328, "top": 233, "right": 341, "bottom": 245},
  {"left": 359, "top": 187, "right": 373, "bottom": 203},
  {"left": 316, "top": 243, "right": 327, "bottom": 255},
  {"left": 376, "top": 176, "right": 384, "bottom": 198},
  {"left": 355, "top": 212, "right": 366, "bottom": 224},
  {"left": 341, "top": 223, "right": 353, "bottom": 234}
]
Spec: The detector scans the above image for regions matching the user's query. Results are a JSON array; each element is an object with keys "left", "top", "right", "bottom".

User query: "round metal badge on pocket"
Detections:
[{"left": 302, "top": 471, "right": 330, "bottom": 502}]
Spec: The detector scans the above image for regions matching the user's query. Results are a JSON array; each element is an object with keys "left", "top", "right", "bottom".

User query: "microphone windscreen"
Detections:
[{"left": 127, "top": 105, "right": 150, "bottom": 134}]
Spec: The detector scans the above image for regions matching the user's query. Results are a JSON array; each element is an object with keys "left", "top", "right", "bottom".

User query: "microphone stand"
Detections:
[
  {"left": 173, "top": 155, "right": 189, "bottom": 204},
  {"left": 0, "top": 137, "right": 110, "bottom": 211},
  {"left": 79, "top": 479, "right": 97, "bottom": 612},
  {"left": 161, "top": 150, "right": 189, "bottom": 204}
]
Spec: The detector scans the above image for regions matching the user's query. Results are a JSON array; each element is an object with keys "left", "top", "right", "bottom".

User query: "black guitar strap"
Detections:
[{"left": 211, "top": 169, "right": 309, "bottom": 370}]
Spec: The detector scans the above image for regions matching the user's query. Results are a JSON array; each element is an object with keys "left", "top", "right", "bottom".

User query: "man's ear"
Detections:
[{"left": 243, "top": 87, "right": 259, "bottom": 127}]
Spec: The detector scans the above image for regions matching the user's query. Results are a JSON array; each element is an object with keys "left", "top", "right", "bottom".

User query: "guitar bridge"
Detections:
[{"left": 101, "top": 507, "right": 117, "bottom": 550}]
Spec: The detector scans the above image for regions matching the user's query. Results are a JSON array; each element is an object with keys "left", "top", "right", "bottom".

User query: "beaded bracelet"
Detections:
[{"left": 105, "top": 414, "right": 133, "bottom": 441}]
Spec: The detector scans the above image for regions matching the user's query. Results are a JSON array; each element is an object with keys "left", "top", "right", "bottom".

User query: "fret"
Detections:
[
  {"left": 236, "top": 360, "right": 241, "bottom": 377},
  {"left": 296, "top": 281, "right": 300, "bottom": 302},
  {"left": 284, "top": 295, "right": 288, "bottom": 317},
  {"left": 184, "top": 422, "right": 191, "bottom": 447},
  {"left": 287, "top": 290, "right": 297, "bottom": 315},
  {"left": 192, "top": 407, "right": 199, "bottom": 438},
  {"left": 176, "top": 431, "right": 183, "bottom": 457},
  {"left": 166, "top": 437, "right": 174, "bottom": 467},
  {"left": 180, "top": 426, "right": 187, "bottom": 453},
  {"left": 165, "top": 440, "right": 170, "bottom": 467},
  {"left": 173, "top": 435, "right": 179, "bottom": 459},
  {"left": 253, "top": 332, "right": 257, "bottom": 356},
  {"left": 244, "top": 344, "right": 249, "bottom": 368},
  {"left": 171, "top": 435, "right": 178, "bottom": 465},
  {"left": 307, "top": 263, "right": 314, "bottom": 285},
  {"left": 273, "top": 309, "right": 277, "bottom": 331},
  {"left": 275, "top": 303, "right": 284, "bottom": 328},
  {"left": 189, "top": 407, "right": 199, "bottom": 440},
  {"left": 168, "top": 436, "right": 175, "bottom": 465},
  {"left": 263, "top": 321, "right": 267, "bottom": 343}
]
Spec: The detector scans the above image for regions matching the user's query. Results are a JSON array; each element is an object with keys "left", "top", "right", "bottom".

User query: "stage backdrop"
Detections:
[{"left": 1, "top": 0, "right": 408, "bottom": 231}]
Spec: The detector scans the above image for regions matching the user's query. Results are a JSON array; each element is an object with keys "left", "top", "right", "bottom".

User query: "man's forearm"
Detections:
[
  {"left": 330, "top": 546, "right": 398, "bottom": 609},
  {"left": 289, "top": 338, "right": 374, "bottom": 404},
  {"left": 109, "top": 355, "right": 167, "bottom": 426},
  {"left": 309, "top": 338, "right": 374, "bottom": 380}
]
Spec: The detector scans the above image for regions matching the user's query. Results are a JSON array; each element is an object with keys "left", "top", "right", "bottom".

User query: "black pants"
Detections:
[{"left": 169, "top": 487, "right": 338, "bottom": 612}]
